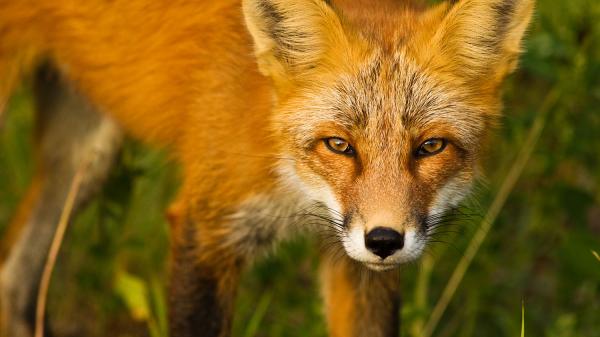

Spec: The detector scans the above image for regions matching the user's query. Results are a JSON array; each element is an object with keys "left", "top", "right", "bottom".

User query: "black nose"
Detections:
[{"left": 365, "top": 227, "right": 404, "bottom": 259}]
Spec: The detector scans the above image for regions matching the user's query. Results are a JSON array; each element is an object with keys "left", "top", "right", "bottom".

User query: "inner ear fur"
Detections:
[
  {"left": 243, "top": 0, "right": 350, "bottom": 83},
  {"left": 423, "top": 0, "right": 535, "bottom": 86}
]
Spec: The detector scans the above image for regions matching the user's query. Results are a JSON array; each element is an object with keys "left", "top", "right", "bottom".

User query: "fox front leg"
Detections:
[
  {"left": 321, "top": 255, "right": 401, "bottom": 337},
  {"left": 168, "top": 217, "right": 243, "bottom": 337}
]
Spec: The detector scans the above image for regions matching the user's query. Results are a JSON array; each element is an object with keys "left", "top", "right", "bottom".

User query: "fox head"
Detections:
[{"left": 243, "top": 0, "right": 534, "bottom": 270}]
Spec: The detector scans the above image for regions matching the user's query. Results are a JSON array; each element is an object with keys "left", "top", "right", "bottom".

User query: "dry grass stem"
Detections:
[{"left": 34, "top": 161, "right": 88, "bottom": 337}]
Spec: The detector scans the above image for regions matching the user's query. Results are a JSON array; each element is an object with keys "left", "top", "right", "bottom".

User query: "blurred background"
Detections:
[{"left": 1, "top": 0, "right": 599, "bottom": 336}]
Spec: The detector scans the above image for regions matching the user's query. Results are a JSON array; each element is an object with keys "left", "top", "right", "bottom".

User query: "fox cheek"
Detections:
[
  {"left": 276, "top": 161, "right": 345, "bottom": 216},
  {"left": 428, "top": 174, "right": 474, "bottom": 217}
]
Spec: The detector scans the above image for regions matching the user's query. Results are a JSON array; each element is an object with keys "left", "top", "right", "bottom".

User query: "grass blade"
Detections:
[
  {"left": 521, "top": 300, "right": 525, "bottom": 337},
  {"left": 244, "top": 292, "right": 273, "bottom": 337}
]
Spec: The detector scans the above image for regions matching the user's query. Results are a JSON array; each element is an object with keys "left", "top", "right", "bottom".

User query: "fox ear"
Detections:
[
  {"left": 432, "top": 0, "right": 534, "bottom": 85},
  {"left": 243, "top": 0, "right": 348, "bottom": 83}
]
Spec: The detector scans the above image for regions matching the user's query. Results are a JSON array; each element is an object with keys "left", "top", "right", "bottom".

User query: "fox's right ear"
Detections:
[{"left": 243, "top": 0, "right": 349, "bottom": 85}]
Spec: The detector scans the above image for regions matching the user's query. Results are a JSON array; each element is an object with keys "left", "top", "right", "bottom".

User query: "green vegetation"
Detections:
[{"left": 1, "top": 0, "right": 599, "bottom": 336}]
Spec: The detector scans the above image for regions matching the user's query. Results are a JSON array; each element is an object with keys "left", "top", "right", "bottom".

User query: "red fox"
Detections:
[{"left": 0, "top": 0, "right": 534, "bottom": 336}]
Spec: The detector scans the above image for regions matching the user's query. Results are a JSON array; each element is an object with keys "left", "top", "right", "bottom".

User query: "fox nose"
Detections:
[{"left": 365, "top": 227, "right": 404, "bottom": 259}]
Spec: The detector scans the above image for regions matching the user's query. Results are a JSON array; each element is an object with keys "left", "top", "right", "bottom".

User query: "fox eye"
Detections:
[
  {"left": 324, "top": 137, "right": 355, "bottom": 156},
  {"left": 416, "top": 138, "right": 447, "bottom": 157}
]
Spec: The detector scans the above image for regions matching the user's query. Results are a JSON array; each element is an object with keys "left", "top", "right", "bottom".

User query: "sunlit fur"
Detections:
[{"left": 0, "top": 0, "right": 533, "bottom": 335}]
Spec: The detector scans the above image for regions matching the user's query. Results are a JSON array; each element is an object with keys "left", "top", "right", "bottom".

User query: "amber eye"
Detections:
[
  {"left": 324, "top": 137, "right": 355, "bottom": 156},
  {"left": 416, "top": 138, "right": 447, "bottom": 157}
]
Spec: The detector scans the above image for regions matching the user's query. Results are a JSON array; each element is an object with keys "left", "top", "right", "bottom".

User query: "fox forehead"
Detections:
[{"left": 283, "top": 50, "right": 489, "bottom": 153}]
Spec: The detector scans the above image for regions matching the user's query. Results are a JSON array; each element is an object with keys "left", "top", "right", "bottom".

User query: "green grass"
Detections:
[{"left": 1, "top": 0, "right": 600, "bottom": 336}]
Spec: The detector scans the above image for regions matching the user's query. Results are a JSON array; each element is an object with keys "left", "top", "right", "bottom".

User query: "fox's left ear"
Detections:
[
  {"left": 243, "top": 0, "right": 349, "bottom": 86},
  {"left": 429, "top": 0, "right": 535, "bottom": 86}
]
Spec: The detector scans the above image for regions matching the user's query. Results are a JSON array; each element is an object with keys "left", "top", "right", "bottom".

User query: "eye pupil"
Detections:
[
  {"left": 424, "top": 140, "right": 440, "bottom": 151},
  {"left": 417, "top": 138, "right": 447, "bottom": 157},
  {"left": 325, "top": 137, "right": 355, "bottom": 156},
  {"left": 331, "top": 139, "right": 348, "bottom": 151}
]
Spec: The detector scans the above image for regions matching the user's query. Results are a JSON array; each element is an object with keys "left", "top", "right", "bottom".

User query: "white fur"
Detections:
[
  {"left": 276, "top": 160, "right": 343, "bottom": 217},
  {"left": 429, "top": 176, "right": 472, "bottom": 217}
]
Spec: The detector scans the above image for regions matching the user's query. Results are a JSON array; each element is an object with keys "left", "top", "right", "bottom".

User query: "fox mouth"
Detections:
[{"left": 363, "top": 261, "right": 398, "bottom": 271}]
